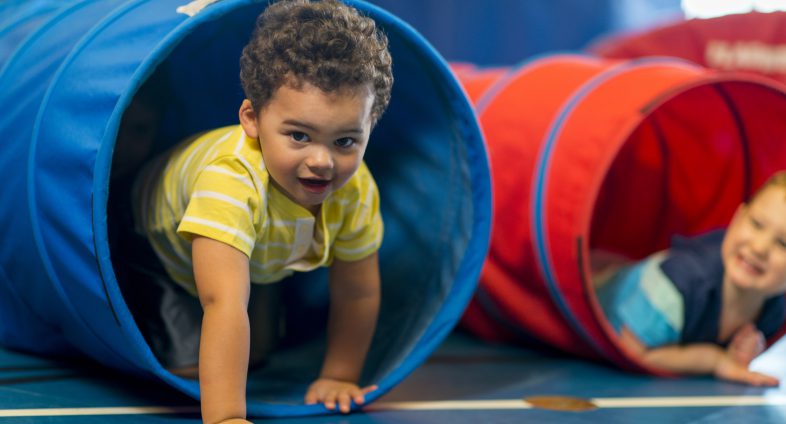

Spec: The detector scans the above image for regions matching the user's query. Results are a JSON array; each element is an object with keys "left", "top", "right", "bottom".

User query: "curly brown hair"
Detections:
[{"left": 240, "top": 0, "right": 393, "bottom": 126}]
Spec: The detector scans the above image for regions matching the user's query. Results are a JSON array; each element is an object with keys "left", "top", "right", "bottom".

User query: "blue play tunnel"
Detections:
[{"left": 0, "top": 0, "right": 490, "bottom": 417}]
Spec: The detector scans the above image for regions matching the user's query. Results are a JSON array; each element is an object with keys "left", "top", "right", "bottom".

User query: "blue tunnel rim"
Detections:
[{"left": 15, "top": 0, "right": 493, "bottom": 417}]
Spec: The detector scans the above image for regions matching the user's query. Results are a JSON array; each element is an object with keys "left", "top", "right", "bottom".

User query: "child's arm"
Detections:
[
  {"left": 305, "top": 252, "right": 381, "bottom": 413},
  {"left": 618, "top": 327, "right": 779, "bottom": 386},
  {"left": 588, "top": 248, "right": 634, "bottom": 289},
  {"left": 192, "top": 236, "right": 253, "bottom": 424}
]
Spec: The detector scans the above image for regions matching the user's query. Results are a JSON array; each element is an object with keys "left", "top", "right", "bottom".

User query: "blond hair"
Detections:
[{"left": 750, "top": 170, "right": 786, "bottom": 203}]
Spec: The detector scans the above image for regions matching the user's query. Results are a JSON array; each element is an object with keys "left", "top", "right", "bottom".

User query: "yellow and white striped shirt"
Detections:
[{"left": 132, "top": 125, "right": 383, "bottom": 295}]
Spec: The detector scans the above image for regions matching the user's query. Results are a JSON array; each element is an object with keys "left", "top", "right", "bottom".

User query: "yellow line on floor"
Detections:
[
  {"left": 597, "top": 396, "right": 786, "bottom": 408},
  {"left": 2, "top": 395, "right": 785, "bottom": 416},
  {"left": 367, "top": 395, "right": 786, "bottom": 411},
  {"left": 0, "top": 406, "right": 200, "bottom": 417}
]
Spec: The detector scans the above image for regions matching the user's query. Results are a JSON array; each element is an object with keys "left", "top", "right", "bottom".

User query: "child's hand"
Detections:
[
  {"left": 727, "top": 323, "right": 766, "bottom": 367},
  {"left": 714, "top": 348, "right": 780, "bottom": 387},
  {"left": 216, "top": 419, "right": 253, "bottom": 423},
  {"left": 715, "top": 324, "right": 778, "bottom": 386},
  {"left": 304, "top": 378, "right": 378, "bottom": 413}
]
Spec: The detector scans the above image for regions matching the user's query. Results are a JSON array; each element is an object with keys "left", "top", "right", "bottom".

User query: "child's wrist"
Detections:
[
  {"left": 317, "top": 367, "right": 363, "bottom": 384},
  {"left": 318, "top": 374, "right": 357, "bottom": 383}
]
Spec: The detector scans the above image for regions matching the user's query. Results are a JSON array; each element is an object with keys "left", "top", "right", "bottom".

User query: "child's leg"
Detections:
[
  {"left": 110, "top": 180, "right": 281, "bottom": 376},
  {"left": 119, "top": 257, "right": 203, "bottom": 373},
  {"left": 248, "top": 283, "right": 283, "bottom": 369},
  {"left": 109, "top": 177, "right": 202, "bottom": 374},
  {"left": 165, "top": 282, "right": 283, "bottom": 377}
]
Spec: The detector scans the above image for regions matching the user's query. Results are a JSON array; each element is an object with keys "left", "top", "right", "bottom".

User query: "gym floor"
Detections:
[{"left": 2, "top": 330, "right": 785, "bottom": 423}]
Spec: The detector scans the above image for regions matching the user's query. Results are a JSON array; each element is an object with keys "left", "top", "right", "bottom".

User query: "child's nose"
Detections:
[
  {"left": 750, "top": 234, "right": 771, "bottom": 258},
  {"left": 306, "top": 145, "right": 333, "bottom": 171}
]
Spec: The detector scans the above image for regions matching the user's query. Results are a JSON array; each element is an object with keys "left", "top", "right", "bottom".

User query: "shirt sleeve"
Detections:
[
  {"left": 177, "top": 156, "right": 261, "bottom": 257},
  {"left": 332, "top": 165, "right": 383, "bottom": 262},
  {"left": 597, "top": 253, "right": 684, "bottom": 349}
]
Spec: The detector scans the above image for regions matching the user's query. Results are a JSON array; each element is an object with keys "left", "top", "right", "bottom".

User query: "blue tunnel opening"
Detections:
[{"left": 0, "top": 0, "right": 490, "bottom": 417}]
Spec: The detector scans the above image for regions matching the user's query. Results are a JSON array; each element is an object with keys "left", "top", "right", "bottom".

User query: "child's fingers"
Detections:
[
  {"left": 353, "top": 393, "right": 366, "bottom": 405},
  {"left": 729, "top": 368, "right": 780, "bottom": 387},
  {"left": 306, "top": 382, "right": 378, "bottom": 412},
  {"left": 749, "top": 372, "right": 780, "bottom": 387},
  {"left": 323, "top": 390, "right": 338, "bottom": 410},
  {"left": 350, "top": 387, "right": 366, "bottom": 405},
  {"left": 306, "top": 385, "right": 336, "bottom": 407},
  {"left": 352, "top": 384, "right": 377, "bottom": 405},
  {"left": 361, "top": 384, "right": 378, "bottom": 395},
  {"left": 754, "top": 331, "right": 766, "bottom": 351},
  {"left": 337, "top": 392, "right": 352, "bottom": 413},
  {"left": 304, "top": 389, "right": 319, "bottom": 405}
]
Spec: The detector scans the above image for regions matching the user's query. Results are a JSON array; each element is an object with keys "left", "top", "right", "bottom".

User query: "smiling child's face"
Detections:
[
  {"left": 239, "top": 81, "right": 374, "bottom": 214},
  {"left": 722, "top": 184, "right": 786, "bottom": 297}
]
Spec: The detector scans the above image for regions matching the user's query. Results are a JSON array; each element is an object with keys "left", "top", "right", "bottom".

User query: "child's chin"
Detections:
[
  {"left": 298, "top": 198, "right": 327, "bottom": 213},
  {"left": 726, "top": 270, "right": 753, "bottom": 289},
  {"left": 732, "top": 277, "right": 767, "bottom": 293}
]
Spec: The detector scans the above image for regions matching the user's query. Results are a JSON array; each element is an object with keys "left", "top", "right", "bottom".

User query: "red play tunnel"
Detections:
[{"left": 456, "top": 55, "right": 786, "bottom": 372}]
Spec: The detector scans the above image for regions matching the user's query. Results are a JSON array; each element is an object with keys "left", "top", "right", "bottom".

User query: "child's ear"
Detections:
[{"left": 239, "top": 99, "right": 259, "bottom": 138}]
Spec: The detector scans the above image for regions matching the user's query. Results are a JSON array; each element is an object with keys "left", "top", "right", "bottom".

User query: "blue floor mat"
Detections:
[{"left": 1, "top": 331, "right": 785, "bottom": 423}]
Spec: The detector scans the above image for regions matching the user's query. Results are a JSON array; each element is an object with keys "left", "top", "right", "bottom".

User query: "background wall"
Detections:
[
  {"left": 367, "top": 0, "right": 683, "bottom": 66},
  {"left": 0, "top": 0, "right": 684, "bottom": 67}
]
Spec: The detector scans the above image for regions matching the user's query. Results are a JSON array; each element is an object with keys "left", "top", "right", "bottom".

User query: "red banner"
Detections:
[{"left": 592, "top": 11, "right": 786, "bottom": 85}]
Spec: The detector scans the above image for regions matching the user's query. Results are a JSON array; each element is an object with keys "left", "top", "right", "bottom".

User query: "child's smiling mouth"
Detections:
[
  {"left": 737, "top": 253, "right": 765, "bottom": 276},
  {"left": 299, "top": 177, "right": 331, "bottom": 193}
]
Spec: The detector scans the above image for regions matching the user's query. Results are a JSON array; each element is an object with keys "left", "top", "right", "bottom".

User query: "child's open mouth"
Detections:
[{"left": 299, "top": 177, "right": 331, "bottom": 193}]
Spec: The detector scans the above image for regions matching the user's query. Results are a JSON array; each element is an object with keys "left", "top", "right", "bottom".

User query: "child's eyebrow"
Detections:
[{"left": 282, "top": 119, "right": 364, "bottom": 134}]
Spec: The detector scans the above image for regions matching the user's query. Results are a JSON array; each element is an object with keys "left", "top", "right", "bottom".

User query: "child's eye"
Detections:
[
  {"left": 335, "top": 137, "right": 356, "bottom": 148},
  {"left": 290, "top": 132, "right": 310, "bottom": 142},
  {"left": 749, "top": 217, "right": 764, "bottom": 229},
  {"left": 777, "top": 238, "right": 786, "bottom": 249}
]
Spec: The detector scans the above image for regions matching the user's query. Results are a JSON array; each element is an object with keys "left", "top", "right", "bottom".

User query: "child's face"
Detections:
[
  {"left": 722, "top": 185, "right": 786, "bottom": 296},
  {"left": 239, "top": 82, "right": 374, "bottom": 214}
]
